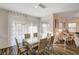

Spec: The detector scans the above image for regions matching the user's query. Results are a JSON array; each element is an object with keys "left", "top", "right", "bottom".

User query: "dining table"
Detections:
[
  {"left": 24, "top": 37, "right": 48, "bottom": 50},
  {"left": 24, "top": 37, "right": 40, "bottom": 48}
]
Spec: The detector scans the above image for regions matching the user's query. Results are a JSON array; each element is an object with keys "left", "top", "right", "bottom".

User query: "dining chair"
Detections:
[
  {"left": 50, "top": 36, "right": 55, "bottom": 46},
  {"left": 45, "top": 36, "right": 55, "bottom": 54},
  {"left": 15, "top": 38, "right": 28, "bottom": 55},
  {"left": 33, "top": 33, "right": 38, "bottom": 37},
  {"left": 0, "top": 49, "right": 4, "bottom": 55},
  {"left": 0, "top": 48, "right": 9, "bottom": 55},
  {"left": 36, "top": 38, "right": 48, "bottom": 54},
  {"left": 25, "top": 33, "right": 30, "bottom": 39},
  {"left": 5, "top": 47, "right": 12, "bottom": 55}
]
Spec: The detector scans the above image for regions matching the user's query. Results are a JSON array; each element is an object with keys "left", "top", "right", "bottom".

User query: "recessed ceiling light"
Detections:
[{"left": 34, "top": 6, "right": 39, "bottom": 8}]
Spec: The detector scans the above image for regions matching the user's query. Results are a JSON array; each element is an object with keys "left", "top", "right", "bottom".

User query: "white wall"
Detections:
[{"left": 0, "top": 9, "right": 9, "bottom": 49}]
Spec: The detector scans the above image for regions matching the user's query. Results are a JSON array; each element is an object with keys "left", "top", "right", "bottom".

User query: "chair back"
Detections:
[
  {"left": 15, "top": 38, "right": 19, "bottom": 49},
  {"left": 47, "top": 36, "right": 55, "bottom": 46},
  {"left": 33, "top": 33, "right": 38, "bottom": 37},
  {"left": 25, "top": 33, "right": 30, "bottom": 39},
  {"left": 51, "top": 36, "right": 55, "bottom": 44},
  {"left": 37, "top": 38, "right": 47, "bottom": 53}
]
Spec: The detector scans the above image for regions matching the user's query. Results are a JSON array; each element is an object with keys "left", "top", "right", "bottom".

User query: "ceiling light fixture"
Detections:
[
  {"left": 38, "top": 3, "right": 46, "bottom": 8},
  {"left": 34, "top": 3, "right": 46, "bottom": 9}
]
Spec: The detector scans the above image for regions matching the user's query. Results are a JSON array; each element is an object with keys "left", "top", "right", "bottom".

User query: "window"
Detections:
[
  {"left": 28, "top": 24, "right": 37, "bottom": 33},
  {"left": 11, "top": 20, "right": 38, "bottom": 43},
  {"left": 68, "top": 23, "right": 76, "bottom": 32},
  {"left": 11, "top": 21, "right": 26, "bottom": 43},
  {"left": 28, "top": 23, "right": 37, "bottom": 38},
  {"left": 42, "top": 23, "right": 49, "bottom": 38}
]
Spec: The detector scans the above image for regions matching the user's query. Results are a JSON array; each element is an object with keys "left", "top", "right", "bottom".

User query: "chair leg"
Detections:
[
  {"left": 8, "top": 47, "right": 13, "bottom": 55},
  {"left": 2, "top": 48, "right": 7, "bottom": 55},
  {"left": 17, "top": 49, "right": 21, "bottom": 55},
  {"left": 1, "top": 49, "right": 3, "bottom": 55},
  {"left": 0, "top": 49, "right": 3, "bottom": 55}
]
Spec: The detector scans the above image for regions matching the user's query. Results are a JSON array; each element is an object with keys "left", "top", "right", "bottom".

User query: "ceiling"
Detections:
[
  {"left": 55, "top": 10, "right": 79, "bottom": 20},
  {"left": 0, "top": 3, "right": 79, "bottom": 17}
]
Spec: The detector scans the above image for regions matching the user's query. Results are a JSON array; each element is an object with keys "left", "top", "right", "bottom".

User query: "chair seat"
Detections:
[
  {"left": 36, "top": 49, "right": 44, "bottom": 53},
  {"left": 19, "top": 47, "right": 28, "bottom": 52},
  {"left": 18, "top": 47, "right": 28, "bottom": 55}
]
